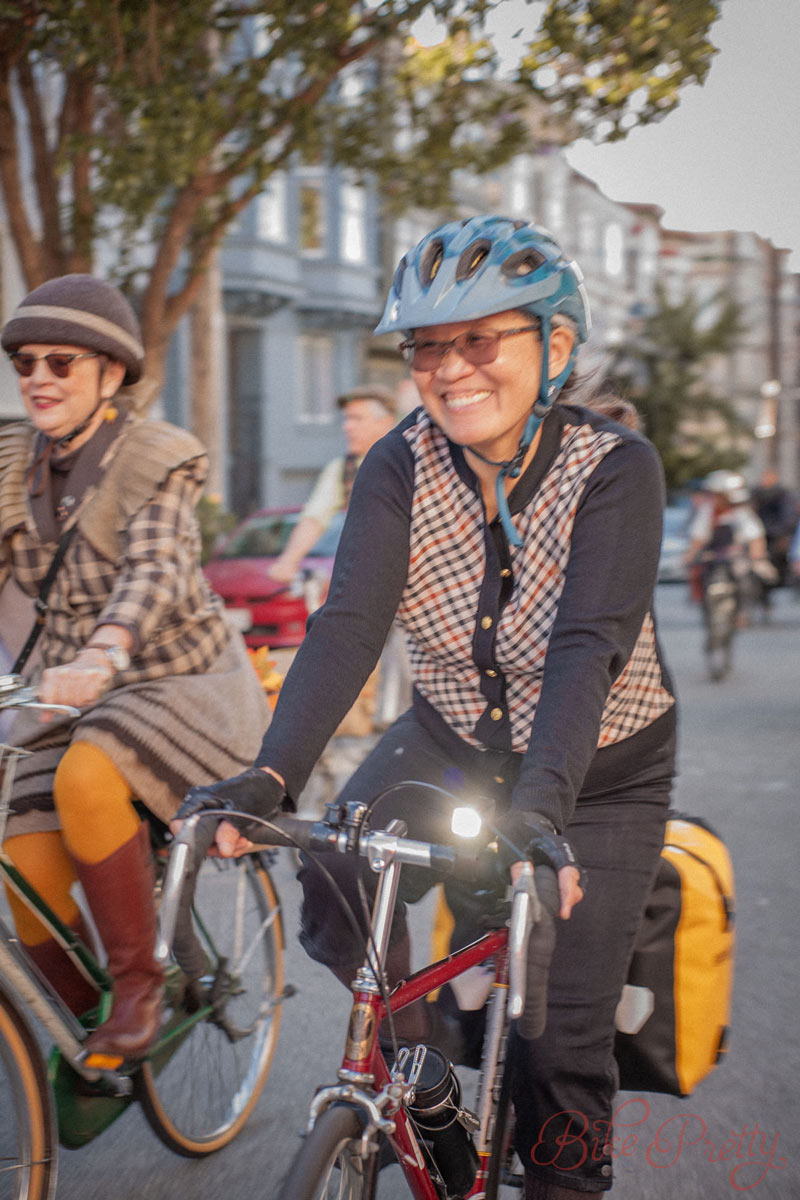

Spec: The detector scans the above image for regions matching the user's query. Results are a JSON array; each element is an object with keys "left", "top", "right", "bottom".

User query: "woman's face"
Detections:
[
  {"left": 410, "top": 311, "right": 574, "bottom": 464},
  {"left": 15, "top": 343, "right": 124, "bottom": 448}
]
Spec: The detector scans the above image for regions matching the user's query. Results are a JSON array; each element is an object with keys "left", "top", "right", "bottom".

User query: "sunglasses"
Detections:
[
  {"left": 9, "top": 351, "right": 100, "bottom": 379},
  {"left": 399, "top": 325, "right": 539, "bottom": 371}
]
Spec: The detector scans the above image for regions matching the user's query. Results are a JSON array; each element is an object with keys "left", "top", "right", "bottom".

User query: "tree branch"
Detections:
[
  {"left": 14, "top": 54, "right": 63, "bottom": 278},
  {"left": 0, "top": 59, "right": 45, "bottom": 285},
  {"left": 67, "top": 66, "right": 96, "bottom": 271}
]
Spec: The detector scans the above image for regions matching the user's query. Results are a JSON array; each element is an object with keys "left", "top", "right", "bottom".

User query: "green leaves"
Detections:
[
  {"left": 521, "top": 0, "right": 721, "bottom": 140},
  {"left": 0, "top": 0, "right": 721, "bottom": 383},
  {"left": 609, "top": 284, "right": 749, "bottom": 489}
]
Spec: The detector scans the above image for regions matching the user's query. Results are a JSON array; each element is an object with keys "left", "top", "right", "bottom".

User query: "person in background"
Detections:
[
  {"left": 751, "top": 468, "right": 798, "bottom": 595},
  {"left": 267, "top": 385, "right": 397, "bottom": 583},
  {"left": 177, "top": 216, "right": 678, "bottom": 1199},
  {"left": 685, "top": 470, "right": 775, "bottom": 614},
  {"left": 269, "top": 381, "right": 410, "bottom": 755},
  {"left": 0, "top": 274, "right": 269, "bottom": 1066},
  {"left": 789, "top": 516, "right": 800, "bottom": 591}
]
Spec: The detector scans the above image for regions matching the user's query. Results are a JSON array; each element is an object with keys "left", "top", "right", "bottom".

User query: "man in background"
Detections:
[
  {"left": 268, "top": 384, "right": 398, "bottom": 583},
  {"left": 267, "top": 384, "right": 409, "bottom": 810}
]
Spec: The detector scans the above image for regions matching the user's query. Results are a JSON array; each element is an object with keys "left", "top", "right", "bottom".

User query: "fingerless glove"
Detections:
[
  {"left": 176, "top": 767, "right": 293, "bottom": 843},
  {"left": 495, "top": 811, "right": 585, "bottom": 891}
]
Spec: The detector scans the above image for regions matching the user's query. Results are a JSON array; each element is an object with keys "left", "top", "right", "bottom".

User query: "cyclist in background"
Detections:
[
  {"left": 686, "top": 470, "right": 775, "bottom": 616},
  {"left": 0, "top": 275, "right": 269, "bottom": 1065},
  {"left": 178, "top": 216, "right": 677, "bottom": 1199}
]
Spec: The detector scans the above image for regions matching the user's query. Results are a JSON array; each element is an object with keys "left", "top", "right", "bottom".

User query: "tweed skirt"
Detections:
[{"left": 2, "top": 635, "right": 270, "bottom": 838}]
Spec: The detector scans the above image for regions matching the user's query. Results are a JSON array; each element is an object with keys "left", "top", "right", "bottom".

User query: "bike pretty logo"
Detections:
[{"left": 531, "top": 1098, "right": 786, "bottom": 1191}]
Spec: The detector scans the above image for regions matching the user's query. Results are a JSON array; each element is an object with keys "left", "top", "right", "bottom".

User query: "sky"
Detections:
[{"left": 563, "top": 0, "right": 800, "bottom": 271}]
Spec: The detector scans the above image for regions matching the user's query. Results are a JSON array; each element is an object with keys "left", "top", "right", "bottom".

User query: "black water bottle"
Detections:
[{"left": 402, "top": 1045, "right": 478, "bottom": 1198}]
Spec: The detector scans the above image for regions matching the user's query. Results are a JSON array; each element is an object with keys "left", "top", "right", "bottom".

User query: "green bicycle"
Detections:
[{"left": 0, "top": 673, "right": 288, "bottom": 1200}]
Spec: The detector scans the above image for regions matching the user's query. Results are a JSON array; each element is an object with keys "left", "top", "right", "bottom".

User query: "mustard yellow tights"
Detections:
[{"left": 2, "top": 742, "right": 139, "bottom": 946}]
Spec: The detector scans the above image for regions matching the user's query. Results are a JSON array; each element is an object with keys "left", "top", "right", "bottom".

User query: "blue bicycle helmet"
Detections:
[{"left": 375, "top": 216, "right": 592, "bottom": 546}]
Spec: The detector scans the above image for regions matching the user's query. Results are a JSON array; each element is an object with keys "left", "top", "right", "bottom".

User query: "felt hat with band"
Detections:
[{"left": 2, "top": 273, "right": 144, "bottom": 385}]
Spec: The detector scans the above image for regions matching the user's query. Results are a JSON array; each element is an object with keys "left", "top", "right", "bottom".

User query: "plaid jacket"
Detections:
[
  {"left": 399, "top": 413, "right": 674, "bottom": 753},
  {"left": 0, "top": 416, "right": 229, "bottom": 683}
]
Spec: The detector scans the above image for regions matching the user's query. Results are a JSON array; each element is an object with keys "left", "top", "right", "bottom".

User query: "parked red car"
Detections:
[{"left": 203, "top": 507, "right": 344, "bottom": 648}]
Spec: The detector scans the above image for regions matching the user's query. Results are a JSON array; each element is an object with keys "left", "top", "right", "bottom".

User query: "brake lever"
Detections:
[
  {"left": 155, "top": 813, "right": 202, "bottom": 964},
  {"left": 507, "top": 862, "right": 541, "bottom": 1021},
  {"left": 155, "top": 809, "right": 228, "bottom": 965}
]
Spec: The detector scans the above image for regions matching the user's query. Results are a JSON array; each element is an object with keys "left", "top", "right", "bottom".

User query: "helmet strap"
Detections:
[
  {"left": 467, "top": 315, "right": 580, "bottom": 548},
  {"left": 467, "top": 413, "right": 545, "bottom": 549}
]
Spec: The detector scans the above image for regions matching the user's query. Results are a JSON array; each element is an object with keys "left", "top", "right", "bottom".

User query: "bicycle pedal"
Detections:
[
  {"left": 82, "top": 1050, "right": 126, "bottom": 1072},
  {"left": 74, "top": 1062, "right": 135, "bottom": 1097}
]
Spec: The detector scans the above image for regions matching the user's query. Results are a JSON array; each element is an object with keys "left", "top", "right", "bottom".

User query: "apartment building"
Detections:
[{"left": 2, "top": 147, "right": 797, "bottom": 504}]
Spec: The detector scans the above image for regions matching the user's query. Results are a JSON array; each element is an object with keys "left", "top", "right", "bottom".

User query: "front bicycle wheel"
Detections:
[
  {"left": 282, "top": 1104, "right": 379, "bottom": 1200},
  {"left": 703, "top": 567, "right": 738, "bottom": 681},
  {"left": 138, "top": 852, "right": 283, "bottom": 1155},
  {"left": 0, "top": 980, "right": 58, "bottom": 1200}
]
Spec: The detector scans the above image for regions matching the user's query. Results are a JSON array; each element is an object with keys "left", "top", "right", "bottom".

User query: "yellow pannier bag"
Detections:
[{"left": 614, "top": 813, "right": 735, "bottom": 1097}]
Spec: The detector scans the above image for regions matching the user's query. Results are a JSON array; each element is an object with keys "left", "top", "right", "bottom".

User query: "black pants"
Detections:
[
  {"left": 297, "top": 710, "right": 673, "bottom": 1193},
  {"left": 510, "top": 786, "right": 670, "bottom": 1192}
]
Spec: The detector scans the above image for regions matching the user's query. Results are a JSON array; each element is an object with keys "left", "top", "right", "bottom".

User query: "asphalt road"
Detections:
[{"left": 19, "top": 584, "right": 800, "bottom": 1199}]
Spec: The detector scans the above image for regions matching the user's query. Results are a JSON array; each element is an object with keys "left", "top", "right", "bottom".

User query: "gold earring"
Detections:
[{"left": 104, "top": 404, "right": 118, "bottom": 421}]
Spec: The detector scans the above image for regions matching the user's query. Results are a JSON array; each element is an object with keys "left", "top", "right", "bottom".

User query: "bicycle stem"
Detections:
[{"left": 352, "top": 817, "right": 408, "bottom": 996}]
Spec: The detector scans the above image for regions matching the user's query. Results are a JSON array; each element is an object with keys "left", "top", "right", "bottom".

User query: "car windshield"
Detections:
[{"left": 219, "top": 510, "right": 345, "bottom": 560}]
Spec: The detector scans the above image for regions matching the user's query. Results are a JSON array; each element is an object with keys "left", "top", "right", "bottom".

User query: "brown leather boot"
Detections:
[
  {"left": 23, "top": 914, "right": 98, "bottom": 1017},
  {"left": 71, "top": 823, "right": 163, "bottom": 1064}
]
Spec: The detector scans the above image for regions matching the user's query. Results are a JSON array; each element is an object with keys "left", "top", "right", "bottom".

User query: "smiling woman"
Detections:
[
  {"left": 405, "top": 313, "right": 574, "bottom": 513},
  {"left": 176, "top": 216, "right": 678, "bottom": 1200},
  {"left": 0, "top": 273, "right": 269, "bottom": 1069}
]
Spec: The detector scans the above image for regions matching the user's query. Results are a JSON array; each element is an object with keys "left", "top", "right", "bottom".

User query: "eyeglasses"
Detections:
[
  {"left": 8, "top": 351, "right": 100, "bottom": 379},
  {"left": 399, "top": 325, "right": 539, "bottom": 371}
]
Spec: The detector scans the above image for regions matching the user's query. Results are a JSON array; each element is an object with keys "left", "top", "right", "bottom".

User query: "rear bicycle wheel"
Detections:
[
  {"left": 282, "top": 1104, "right": 379, "bottom": 1200},
  {"left": 0, "top": 979, "right": 58, "bottom": 1200},
  {"left": 138, "top": 852, "right": 283, "bottom": 1155}
]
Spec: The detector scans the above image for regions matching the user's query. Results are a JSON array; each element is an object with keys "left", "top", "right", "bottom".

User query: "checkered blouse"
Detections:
[{"left": 0, "top": 418, "right": 228, "bottom": 682}]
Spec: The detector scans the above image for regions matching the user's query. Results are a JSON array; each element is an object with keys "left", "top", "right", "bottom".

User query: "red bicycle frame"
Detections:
[{"left": 337, "top": 922, "right": 512, "bottom": 1199}]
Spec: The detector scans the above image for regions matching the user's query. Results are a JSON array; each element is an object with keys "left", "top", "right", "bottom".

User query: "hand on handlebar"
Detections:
[
  {"left": 509, "top": 860, "right": 582, "bottom": 919},
  {"left": 171, "top": 767, "right": 293, "bottom": 856},
  {"left": 38, "top": 653, "right": 114, "bottom": 714},
  {"left": 497, "top": 811, "right": 585, "bottom": 920}
]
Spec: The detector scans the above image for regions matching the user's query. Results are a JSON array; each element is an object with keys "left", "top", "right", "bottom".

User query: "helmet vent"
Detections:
[
  {"left": 456, "top": 240, "right": 491, "bottom": 282},
  {"left": 392, "top": 257, "right": 407, "bottom": 296},
  {"left": 419, "top": 239, "right": 445, "bottom": 287},
  {"left": 502, "top": 249, "right": 547, "bottom": 278}
]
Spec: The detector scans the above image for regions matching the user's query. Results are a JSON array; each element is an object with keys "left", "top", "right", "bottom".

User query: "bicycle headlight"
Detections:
[{"left": 451, "top": 806, "right": 482, "bottom": 839}]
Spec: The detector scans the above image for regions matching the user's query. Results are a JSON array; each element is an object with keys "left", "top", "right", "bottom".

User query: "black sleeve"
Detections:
[
  {"left": 255, "top": 429, "right": 414, "bottom": 799},
  {"left": 511, "top": 437, "right": 665, "bottom": 831}
]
